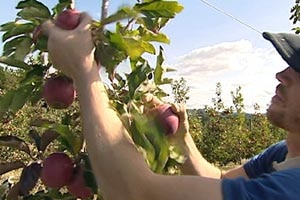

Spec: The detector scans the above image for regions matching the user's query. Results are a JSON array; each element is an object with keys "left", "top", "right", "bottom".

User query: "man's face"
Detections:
[{"left": 267, "top": 67, "right": 300, "bottom": 133}]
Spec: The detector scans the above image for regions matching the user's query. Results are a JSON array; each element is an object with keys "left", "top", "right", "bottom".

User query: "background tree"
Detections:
[{"left": 171, "top": 77, "right": 190, "bottom": 104}]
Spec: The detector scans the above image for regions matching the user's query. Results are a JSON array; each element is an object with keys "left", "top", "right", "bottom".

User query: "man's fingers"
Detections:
[
  {"left": 77, "top": 12, "right": 92, "bottom": 30},
  {"left": 142, "top": 93, "right": 164, "bottom": 108},
  {"left": 171, "top": 103, "right": 187, "bottom": 120},
  {"left": 41, "top": 20, "right": 55, "bottom": 37}
]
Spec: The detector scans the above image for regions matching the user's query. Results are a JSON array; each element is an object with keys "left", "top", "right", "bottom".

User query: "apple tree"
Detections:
[{"left": 0, "top": 0, "right": 184, "bottom": 199}]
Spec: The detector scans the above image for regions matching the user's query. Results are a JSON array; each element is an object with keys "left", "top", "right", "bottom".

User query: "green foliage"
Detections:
[
  {"left": 0, "top": 0, "right": 184, "bottom": 199},
  {"left": 290, "top": 0, "right": 300, "bottom": 33},
  {"left": 189, "top": 83, "right": 287, "bottom": 166},
  {"left": 171, "top": 77, "right": 190, "bottom": 104}
]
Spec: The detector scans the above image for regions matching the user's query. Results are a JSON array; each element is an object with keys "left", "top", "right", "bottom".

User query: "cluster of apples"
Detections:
[
  {"left": 39, "top": 9, "right": 81, "bottom": 109},
  {"left": 41, "top": 152, "right": 93, "bottom": 199}
]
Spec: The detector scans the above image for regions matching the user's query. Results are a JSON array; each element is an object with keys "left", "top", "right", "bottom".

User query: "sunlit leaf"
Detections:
[
  {"left": 154, "top": 46, "right": 164, "bottom": 85},
  {"left": 141, "top": 29, "right": 170, "bottom": 44},
  {"left": 2, "top": 23, "right": 35, "bottom": 42},
  {"left": 101, "top": 6, "right": 137, "bottom": 26},
  {"left": 134, "top": 1, "right": 184, "bottom": 18},
  {"left": 0, "top": 56, "right": 31, "bottom": 70}
]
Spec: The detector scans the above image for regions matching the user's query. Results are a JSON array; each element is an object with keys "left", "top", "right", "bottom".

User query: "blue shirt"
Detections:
[{"left": 222, "top": 140, "right": 300, "bottom": 200}]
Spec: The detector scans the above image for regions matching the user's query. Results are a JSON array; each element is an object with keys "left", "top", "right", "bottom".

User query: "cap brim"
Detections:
[{"left": 263, "top": 32, "right": 300, "bottom": 73}]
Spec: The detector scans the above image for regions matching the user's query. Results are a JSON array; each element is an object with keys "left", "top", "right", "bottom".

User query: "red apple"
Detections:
[
  {"left": 41, "top": 152, "right": 74, "bottom": 189},
  {"left": 67, "top": 165, "right": 93, "bottom": 199},
  {"left": 55, "top": 9, "right": 80, "bottom": 30},
  {"left": 149, "top": 104, "right": 179, "bottom": 136},
  {"left": 42, "top": 75, "right": 76, "bottom": 109}
]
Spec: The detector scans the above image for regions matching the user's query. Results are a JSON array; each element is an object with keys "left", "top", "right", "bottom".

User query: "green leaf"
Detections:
[
  {"left": 101, "top": 6, "right": 137, "bottom": 26},
  {"left": 0, "top": 22, "right": 16, "bottom": 32},
  {"left": 0, "top": 84, "right": 34, "bottom": 116},
  {"left": 123, "top": 37, "right": 156, "bottom": 59},
  {"left": 110, "top": 32, "right": 155, "bottom": 60},
  {"left": 3, "top": 36, "right": 28, "bottom": 54},
  {"left": 52, "top": 0, "right": 73, "bottom": 15},
  {"left": 136, "top": 17, "right": 170, "bottom": 33},
  {"left": 94, "top": 42, "right": 127, "bottom": 77},
  {"left": 2, "top": 23, "right": 35, "bottom": 42},
  {"left": 141, "top": 29, "right": 170, "bottom": 44},
  {"left": 16, "top": 0, "right": 51, "bottom": 20},
  {"left": 10, "top": 83, "right": 34, "bottom": 112},
  {"left": 0, "top": 56, "right": 31, "bottom": 70},
  {"left": 20, "top": 64, "right": 44, "bottom": 85},
  {"left": 154, "top": 46, "right": 165, "bottom": 85},
  {"left": 14, "top": 36, "right": 32, "bottom": 60},
  {"left": 0, "top": 90, "right": 14, "bottom": 117},
  {"left": 50, "top": 124, "right": 83, "bottom": 154},
  {"left": 130, "top": 115, "right": 156, "bottom": 165},
  {"left": 134, "top": 1, "right": 184, "bottom": 18},
  {"left": 83, "top": 169, "right": 98, "bottom": 194},
  {"left": 127, "top": 60, "right": 152, "bottom": 98},
  {"left": 143, "top": 117, "right": 169, "bottom": 173}
]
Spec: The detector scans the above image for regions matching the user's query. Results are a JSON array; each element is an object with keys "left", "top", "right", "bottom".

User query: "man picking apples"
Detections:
[{"left": 41, "top": 12, "right": 300, "bottom": 200}]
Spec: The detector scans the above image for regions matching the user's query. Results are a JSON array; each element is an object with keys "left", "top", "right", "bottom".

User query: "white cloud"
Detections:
[{"left": 166, "top": 40, "right": 287, "bottom": 113}]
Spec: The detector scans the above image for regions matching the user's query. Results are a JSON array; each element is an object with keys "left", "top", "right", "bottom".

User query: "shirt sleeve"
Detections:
[
  {"left": 243, "top": 140, "right": 287, "bottom": 178},
  {"left": 222, "top": 168, "right": 300, "bottom": 200}
]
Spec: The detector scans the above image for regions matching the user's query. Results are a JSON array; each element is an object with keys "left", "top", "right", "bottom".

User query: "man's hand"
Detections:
[
  {"left": 142, "top": 93, "right": 191, "bottom": 145},
  {"left": 41, "top": 12, "right": 97, "bottom": 81}
]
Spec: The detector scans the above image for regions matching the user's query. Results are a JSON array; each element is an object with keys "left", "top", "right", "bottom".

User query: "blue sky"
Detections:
[{"left": 0, "top": 0, "right": 297, "bottom": 112}]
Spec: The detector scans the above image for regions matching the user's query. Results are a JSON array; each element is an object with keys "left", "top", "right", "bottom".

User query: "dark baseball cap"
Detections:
[{"left": 263, "top": 32, "right": 300, "bottom": 73}]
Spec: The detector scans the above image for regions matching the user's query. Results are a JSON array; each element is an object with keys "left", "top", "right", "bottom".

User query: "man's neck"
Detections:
[{"left": 286, "top": 133, "right": 300, "bottom": 158}]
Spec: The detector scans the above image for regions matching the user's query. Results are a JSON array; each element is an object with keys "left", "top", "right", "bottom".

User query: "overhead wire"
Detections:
[{"left": 198, "top": 0, "right": 262, "bottom": 35}]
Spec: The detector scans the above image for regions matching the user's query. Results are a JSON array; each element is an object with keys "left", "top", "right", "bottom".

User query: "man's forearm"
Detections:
[
  {"left": 74, "top": 70, "right": 152, "bottom": 199},
  {"left": 180, "top": 134, "right": 222, "bottom": 178}
]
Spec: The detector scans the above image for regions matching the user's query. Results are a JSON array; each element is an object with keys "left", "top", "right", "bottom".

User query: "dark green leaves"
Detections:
[
  {"left": 0, "top": 83, "right": 35, "bottom": 118},
  {"left": 0, "top": 56, "right": 31, "bottom": 70},
  {"left": 129, "top": 110, "right": 170, "bottom": 173},
  {"left": 16, "top": 0, "right": 51, "bottom": 21}
]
